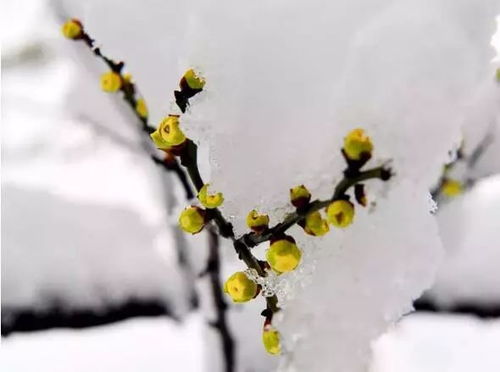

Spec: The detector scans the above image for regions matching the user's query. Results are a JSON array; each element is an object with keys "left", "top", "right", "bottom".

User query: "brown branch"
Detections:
[
  {"left": 206, "top": 231, "right": 235, "bottom": 372},
  {"left": 241, "top": 166, "right": 391, "bottom": 248},
  {"left": 72, "top": 27, "right": 194, "bottom": 200}
]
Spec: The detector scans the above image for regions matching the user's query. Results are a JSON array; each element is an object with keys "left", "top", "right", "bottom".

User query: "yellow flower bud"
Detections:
[
  {"left": 198, "top": 184, "right": 224, "bottom": 209},
  {"left": 326, "top": 200, "right": 355, "bottom": 228},
  {"left": 150, "top": 115, "right": 186, "bottom": 150},
  {"left": 100, "top": 71, "right": 122, "bottom": 92},
  {"left": 496, "top": 68, "right": 500, "bottom": 82},
  {"left": 304, "top": 210, "right": 330, "bottom": 236},
  {"left": 61, "top": 19, "right": 82, "bottom": 39},
  {"left": 135, "top": 98, "right": 148, "bottom": 119},
  {"left": 266, "top": 237, "right": 302, "bottom": 273},
  {"left": 262, "top": 326, "right": 281, "bottom": 355},
  {"left": 343, "top": 128, "right": 373, "bottom": 160},
  {"left": 183, "top": 68, "right": 206, "bottom": 90},
  {"left": 223, "top": 272, "right": 258, "bottom": 303},
  {"left": 246, "top": 210, "right": 270, "bottom": 233},
  {"left": 441, "top": 179, "right": 462, "bottom": 197},
  {"left": 178, "top": 206, "right": 206, "bottom": 234},
  {"left": 290, "top": 185, "right": 311, "bottom": 208}
]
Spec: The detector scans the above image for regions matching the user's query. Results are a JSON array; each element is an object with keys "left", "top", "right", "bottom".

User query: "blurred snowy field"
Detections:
[{"left": 2, "top": 313, "right": 500, "bottom": 372}]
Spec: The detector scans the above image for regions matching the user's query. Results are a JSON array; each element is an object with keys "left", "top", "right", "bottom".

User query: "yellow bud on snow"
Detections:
[
  {"left": 304, "top": 210, "right": 329, "bottom": 236},
  {"left": 290, "top": 185, "right": 311, "bottom": 208},
  {"left": 224, "top": 272, "right": 258, "bottom": 303},
  {"left": 135, "top": 98, "right": 148, "bottom": 119},
  {"left": 266, "top": 238, "right": 302, "bottom": 273},
  {"left": 246, "top": 210, "right": 270, "bottom": 232},
  {"left": 198, "top": 184, "right": 224, "bottom": 209},
  {"left": 150, "top": 115, "right": 186, "bottom": 150},
  {"left": 61, "top": 19, "right": 82, "bottom": 39},
  {"left": 326, "top": 200, "right": 355, "bottom": 228},
  {"left": 441, "top": 179, "right": 462, "bottom": 197},
  {"left": 178, "top": 206, "right": 205, "bottom": 234},
  {"left": 262, "top": 326, "right": 281, "bottom": 355},
  {"left": 100, "top": 71, "right": 122, "bottom": 92},
  {"left": 343, "top": 128, "right": 373, "bottom": 160},
  {"left": 183, "top": 68, "right": 206, "bottom": 90}
]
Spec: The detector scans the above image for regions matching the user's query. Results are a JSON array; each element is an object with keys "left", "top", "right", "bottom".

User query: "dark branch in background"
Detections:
[
  {"left": 1, "top": 300, "right": 175, "bottom": 337},
  {"left": 413, "top": 298, "right": 500, "bottom": 319},
  {"left": 152, "top": 156, "right": 194, "bottom": 199},
  {"left": 203, "top": 231, "right": 235, "bottom": 372}
]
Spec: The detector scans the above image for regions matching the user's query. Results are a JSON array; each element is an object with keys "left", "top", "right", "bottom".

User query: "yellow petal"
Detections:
[
  {"left": 183, "top": 68, "right": 206, "bottom": 90},
  {"left": 246, "top": 210, "right": 270, "bottom": 230},
  {"left": 156, "top": 116, "right": 186, "bottom": 147},
  {"left": 198, "top": 184, "right": 224, "bottom": 209},
  {"left": 150, "top": 130, "right": 172, "bottom": 150}
]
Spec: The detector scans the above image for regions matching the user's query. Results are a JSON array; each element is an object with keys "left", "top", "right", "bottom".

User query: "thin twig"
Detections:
[
  {"left": 74, "top": 26, "right": 194, "bottom": 199},
  {"left": 206, "top": 231, "right": 235, "bottom": 372},
  {"left": 241, "top": 166, "right": 390, "bottom": 248}
]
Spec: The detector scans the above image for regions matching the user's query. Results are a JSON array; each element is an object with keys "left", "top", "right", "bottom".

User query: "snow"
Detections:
[
  {"left": 2, "top": 1, "right": 500, "bottom": 371},
  {"left": 371, "top": 314, "right": 500, "bottom": 372},
  {"left": 2, "top": 313, "right": 500, "bottom": 372},
  {"left": 1, "top": 314, "right": 206, "bottom": 372},
  {"left": 425, "top": 175, "right": 500, "bottom": 308}
]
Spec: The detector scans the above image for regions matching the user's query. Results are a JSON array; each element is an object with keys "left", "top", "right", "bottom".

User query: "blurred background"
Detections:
[{"left": 2, "top": 1, "right": 500, "bottom": 371}]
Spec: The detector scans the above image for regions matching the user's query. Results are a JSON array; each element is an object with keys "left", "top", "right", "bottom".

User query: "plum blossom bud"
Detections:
[
  {"left": 182, "top": 68, "right": 206, "bottom": 90},
  {"left": 326, "top": 199, "right": 355, "bottom": 228},
  {"left": 198, "top": 184, "right": 224, "bottom": 209},
  {"left": 61, "top": 19, "right": 83, "bottom": 39},
  {"left": 262, "top": 326, "right": 281, "bottom": 355},
  {"left": 223, "top": 271, "right": 258, "bottom": 303},
  {"left": 343, "top": 128, "right": 373, "bottom": 161},
  {"left": 266, "top": 236, "right": 302, "bottom": 273},
  {"left": 100, "top": 71, "right": 122, "bottom": 92},
  {"left": 303, "top": 210, "right": 329, "bottom": 236},
  {"left": 246, "top": 210, "right": 270, "bottom": 233},
  {"left": 150, "top": 115, "right": 186, "bottom": 150},
  {"left": 290, "top": 185, "right": 311, "bottom": 209},
  {"left": 178, "top": 206, "right": 206, "bottom": 234}
]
